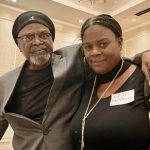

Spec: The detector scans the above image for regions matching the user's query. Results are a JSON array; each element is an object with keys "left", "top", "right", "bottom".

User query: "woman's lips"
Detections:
[{"left": 91, "top": 60, "right": 105, "bottom": 65}]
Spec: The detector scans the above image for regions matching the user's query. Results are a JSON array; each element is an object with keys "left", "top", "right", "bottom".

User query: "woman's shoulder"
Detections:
[{"left": 124, "top": 60, "right": 144, "bottom": 77}]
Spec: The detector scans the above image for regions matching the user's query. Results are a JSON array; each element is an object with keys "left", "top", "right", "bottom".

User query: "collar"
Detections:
[{"left": 97, "top": 60, "right": 131, "bottom": 84}]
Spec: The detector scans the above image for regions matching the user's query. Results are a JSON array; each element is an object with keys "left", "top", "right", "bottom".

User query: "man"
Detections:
[
  {"left": 0, "top": 11, "right": 149, "bottom": 150},
  {"left": 0, "top": 11, "right": 85, "bottom": 150}
]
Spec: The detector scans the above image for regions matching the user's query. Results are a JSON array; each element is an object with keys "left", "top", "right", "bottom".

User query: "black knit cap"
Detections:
[{"left": 12, "top": 11, "right": 55, "bottom": 44}]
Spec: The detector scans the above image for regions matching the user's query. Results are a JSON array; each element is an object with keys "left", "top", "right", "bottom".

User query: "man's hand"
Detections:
[{"left": 142, "top": 51, "right": 150, "bottom": 85}]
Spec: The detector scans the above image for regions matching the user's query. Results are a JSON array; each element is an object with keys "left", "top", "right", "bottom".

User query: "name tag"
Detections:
[{"left": 110, "top": 89, "right": 134, "bottom": 106}]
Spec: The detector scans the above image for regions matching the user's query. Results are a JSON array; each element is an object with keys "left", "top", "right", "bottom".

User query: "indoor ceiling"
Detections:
[{"left": 0, "top": 0, "right": 149, "bottom": 31}]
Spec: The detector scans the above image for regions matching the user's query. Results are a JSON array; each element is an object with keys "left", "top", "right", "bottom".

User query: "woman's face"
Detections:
[{"left": 82, "top": 24, "right": 122, "bottom": 74}]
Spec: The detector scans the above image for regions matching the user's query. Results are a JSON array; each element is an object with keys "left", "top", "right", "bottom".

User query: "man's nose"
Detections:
[{"left": 32, "top": 35, "right": 43, "bottom": 44}]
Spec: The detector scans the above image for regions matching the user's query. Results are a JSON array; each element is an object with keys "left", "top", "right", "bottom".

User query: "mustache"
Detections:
[{"left": 30, "top": 45, "right": 47, "bottom": 52}]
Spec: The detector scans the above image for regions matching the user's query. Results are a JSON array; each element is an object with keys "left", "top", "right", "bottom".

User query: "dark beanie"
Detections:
[{"left": 12, "top": 11, "right": 55, "bottom": 44}]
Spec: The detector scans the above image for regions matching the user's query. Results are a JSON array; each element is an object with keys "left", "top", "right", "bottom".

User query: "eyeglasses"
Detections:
[{"left": 17, "top": 31, "right": 52, "bottom": 43}]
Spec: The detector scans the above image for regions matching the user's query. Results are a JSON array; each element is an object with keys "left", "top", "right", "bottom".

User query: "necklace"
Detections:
[{"left": 81, "top": 59, "right": 124, "bottom": 150}]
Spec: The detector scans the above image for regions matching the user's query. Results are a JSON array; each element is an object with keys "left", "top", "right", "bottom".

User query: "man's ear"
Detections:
[
  {"left": 18, "top": 47, "right": 23, "bottom": 52},
  {"left": 17, "top": 41, "right": 22, "bottom": 52}
]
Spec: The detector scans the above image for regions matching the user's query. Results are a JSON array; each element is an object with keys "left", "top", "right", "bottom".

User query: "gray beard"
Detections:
[{"left": 30, "top": 53, "right": 51, "bottom": 66}]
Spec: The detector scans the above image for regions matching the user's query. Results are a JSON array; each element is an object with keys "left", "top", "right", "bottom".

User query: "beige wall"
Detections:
[
  {"left": 0, "top": 18, "right": 16, "bottom": 76},
  {"left": 123, "top": 23, "right": 150, "bottom": 57}
]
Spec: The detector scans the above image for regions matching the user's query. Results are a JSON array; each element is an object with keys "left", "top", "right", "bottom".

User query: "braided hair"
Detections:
[{"left": 81, "top": 14, "right": 122, "bottom": 41}]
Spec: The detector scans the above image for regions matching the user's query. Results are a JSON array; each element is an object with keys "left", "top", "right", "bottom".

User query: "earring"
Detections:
[{"left": 84, "top": 57, "right": 86, "bottom": 64}]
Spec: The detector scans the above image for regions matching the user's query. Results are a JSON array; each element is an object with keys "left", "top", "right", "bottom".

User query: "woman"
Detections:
[{"left": 70, "top": 14, "right": 150, "bottom": 150}]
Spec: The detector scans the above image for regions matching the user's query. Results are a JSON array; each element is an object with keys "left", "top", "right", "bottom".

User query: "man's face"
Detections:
[{"left": 17, "top": 23, "right": 53, "bottom": 70}]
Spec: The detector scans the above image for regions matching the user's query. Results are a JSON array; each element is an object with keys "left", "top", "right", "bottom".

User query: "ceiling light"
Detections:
[
  {"left": 79, "top": 20, "right": 84, "bottom": 23},
  {"left": 132, "top": 19, "right": 136, "bottom": 22},
  {"left": 12, "top": 0, "right": 17, "bottom": 2}
]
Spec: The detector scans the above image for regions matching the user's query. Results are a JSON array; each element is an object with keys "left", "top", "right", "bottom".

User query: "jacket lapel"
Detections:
[
  {"left": 43, "top": 53, "right": 67, "bottom": 122},
  {"left": 2, "top": 65, "right": 24, "bottom": 110}
]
